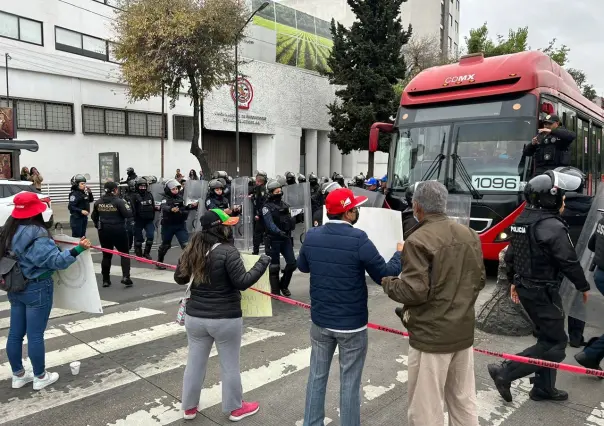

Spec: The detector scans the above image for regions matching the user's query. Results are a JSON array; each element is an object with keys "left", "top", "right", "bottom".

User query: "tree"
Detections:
[
  {"left": 539, "top": 38, "right": 570, "bottom": 67},
  {"left": 324, "top": 0, "right": 411, "bottom": 177},
  {"left": 465, "top": 23, "right": 528, "bottom": 58},
  {"left": 113, "top": 0, "right": 249, "bottom": 177},
  {"left": 582, "top": 84, "right": 597, "bottom": 102},
  {"left": 567, "top": 69, "right": 598, "bottom": 101}
]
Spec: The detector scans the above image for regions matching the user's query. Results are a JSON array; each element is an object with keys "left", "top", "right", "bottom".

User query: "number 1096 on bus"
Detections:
[{"left": 471, "top": 176, "right": 520, "bottom": 191}]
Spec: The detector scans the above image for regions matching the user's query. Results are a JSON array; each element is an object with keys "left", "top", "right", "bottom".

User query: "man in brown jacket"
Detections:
[{"left": 382, "top": 180, "right": 486, "bottom": 426}]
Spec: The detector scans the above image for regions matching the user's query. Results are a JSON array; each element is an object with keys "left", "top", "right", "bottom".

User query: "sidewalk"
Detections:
[{"left": 52, "top": 203, "right": 95, "bottom": 229}]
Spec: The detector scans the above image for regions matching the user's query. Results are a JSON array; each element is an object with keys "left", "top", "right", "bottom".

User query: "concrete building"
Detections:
[{"left": 0, "top": 0, "right": 455, "bottom": 197}]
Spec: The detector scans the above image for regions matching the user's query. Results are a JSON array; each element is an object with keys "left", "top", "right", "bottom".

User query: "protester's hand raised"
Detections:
[{"left": 396, "top": 242, "right": 404, "bottom": 252}]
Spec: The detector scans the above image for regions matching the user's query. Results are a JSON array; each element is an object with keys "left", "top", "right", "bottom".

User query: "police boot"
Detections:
[
  {"left": 529, "top": 369, "right": 568, "bottom": 401},
  {"left": 134, "top": 243, "right": 143, "bottom": 258},
  {"left": 102, "top": 275, "right": 111, "bottom": 288},
  {"left": 269, "top": 265, "right": 281, "bottom": 295},
  {"left": 121, "top": 277, "right": 133, "bottom": 287},
  {"left": 144, "top": 241, "right": 153, "bottom": 260},
  {"left": 279, "top": 263, "right": 296, "bottom": 297},
  {"left": 156, "top": 244, "right": 169, "bottom": 270},
  {"left": 487, "top": 363, "right": 513, "bottom": 403}
]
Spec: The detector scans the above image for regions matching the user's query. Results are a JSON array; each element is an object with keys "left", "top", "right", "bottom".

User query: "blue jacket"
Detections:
[
  {"left": 12, "top": 225, "right": 81, "bottom": 279},
  {"left": 297, "top": 221, "right": 402, "bottom": 330}
]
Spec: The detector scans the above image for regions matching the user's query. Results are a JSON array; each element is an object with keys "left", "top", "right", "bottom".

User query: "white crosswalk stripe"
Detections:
[{"left": 586, "top": 402, "right": 604, "bottom": 425}]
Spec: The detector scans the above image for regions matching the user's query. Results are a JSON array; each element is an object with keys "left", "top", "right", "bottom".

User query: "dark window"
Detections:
[
  {"left": 0, "top": 11, "right": 43, "bottom": 46},
  {"left": 54, "top": 26, "right": 119, "bottom": 63},
  {"left": 92, "top": 0, "right": 121, "bottom": 8},
  {"left": 0, "top": 97, "right": 74, "bottom": 132},
  {"left": 82, "top": 105, "right": 167, "bottom": 138},
  {"left": 173, "top": 115, "right": 194, "bottom": 141}
]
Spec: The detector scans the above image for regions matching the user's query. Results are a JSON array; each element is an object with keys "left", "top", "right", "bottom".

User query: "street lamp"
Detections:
[{"left": 235, "top": 1, "right": 270, "bottom": 178}]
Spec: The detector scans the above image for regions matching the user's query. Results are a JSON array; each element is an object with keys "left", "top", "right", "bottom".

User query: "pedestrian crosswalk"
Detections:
[{"left": 0, "top": 290, "right": 602, "bottom": 425}]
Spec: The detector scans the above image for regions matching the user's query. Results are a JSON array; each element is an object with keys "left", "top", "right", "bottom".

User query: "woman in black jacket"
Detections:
[{"left": 175, "top": 209, "right": 270, "bottom": 422}]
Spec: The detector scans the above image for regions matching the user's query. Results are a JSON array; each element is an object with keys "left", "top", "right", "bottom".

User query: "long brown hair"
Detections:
[{"left": 178, "top": 225, "right": 231, "bottom": 285}]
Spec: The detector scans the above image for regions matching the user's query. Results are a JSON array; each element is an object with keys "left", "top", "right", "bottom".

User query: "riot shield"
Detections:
[
  {"left": 283, "top": 182, "right": 312, "bottom": 247},
  {"left": 230, "top": 177, "right": 254, "bottom": 252},
  {"left": 560, "top": 186, "right": 603, "bottom": 326},
  {"left": 184, "top": 180, "right": 207, "bottom": 233},
  {"left": 349, "top": 187, "right": 386, "bottom": 208},
  {"left": 446, "top": 194, "right": 472, "bottom": 227},
  {"left": 149, "top": 182, "right": 165, "bottom": 240}
]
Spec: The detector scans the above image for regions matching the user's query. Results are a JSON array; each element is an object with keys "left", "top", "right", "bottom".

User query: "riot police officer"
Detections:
[
  {"left": 252, "top": 170, "right": 268, "bottom": 255},
  {"left": 524, "top": 114, "right": 576, "bottom": 176},
  {"left": 205, "top": 179, "right": 231, "bottom": 211},
  {"left": 131, "top": 177, "right": 155, "bottom": 260},
  {"left": 312, "top": 181, "right": 342, "bottom": 227},
  {"left": 124, "top": 167, "right": 137, "bottom": 184},
  {"left": 488, "top": 169, "right": 590, "bottom": 403},
  {"left": 297, "top": 174, "right": 307, "bottom": 184},
  {"left": 401, "top": 184, "right": 418, "bottom": 235},
  {"left": 68, "top": 174, "right": 94, "bottom": 238},
  {"left": 332, "top": 172, "right": 345, "bottom": 187},
  {"left": 308, "top": 173, "right": 320, "bottom": 196},
  {"left": 285, "top": 172, "right": 296, "bottom": 186},
  {"left": 157, "top": 179, "right": 194, "bottom": 269},
  {"left": 92, "top": 181, "right": 133, "bottom": 287},
  {"left": 352, "top": 174, "right": 365, "bottom": 188},
  {"left": 262, "top": 179, "right": 297, "bottom": 296}
]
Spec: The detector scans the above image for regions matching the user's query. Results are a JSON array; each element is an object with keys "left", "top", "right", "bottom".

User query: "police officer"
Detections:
[
  {"left": 332, "top": 172, "right": 345, "bottom": 187},
  {"left": 312, "top": 181, "right": 342, "bottom": 227},
  {"left": 524, "top": 114, "right": 576, "bottom": 176},
  {"left": 252, "top": 170, "right": 268, "bottom": 255},
  {"left": 92, "top": 181, "right": 133, "bottom": 288},
  {"left": 401, "top": 184, "right": 418, "bottom": 235},
  {"left": 352, "top": 174, "right": 365, "bottom": 188},
  {"left": 124, "top": 167, "right": 137, "bottom": 184},
  {"left": 68, "top": 174, "right": 94, "bottom": 238},
  {"left": 297, "top": 174, "right": 306, "bottom": 184},
  {"left": 156, "top": 179, "right": 194, "bottom": 269},
  {"left": 488, "top": 169, "right": 590, "bottom": 403},
  {"left": 308, "top": 173, "right": 320, "bottom": 196},
  {"left": 205, "top": 179, "right": 231, "bottom": 211},
  {"left": 131, "top": 177, "right": 155, "bottom": 260},
  {"left": 285, "top": 172, "right": 297, "bottom": 186},
  {"left": 262, "top": 179, "right": 297, "bottom": 296}
]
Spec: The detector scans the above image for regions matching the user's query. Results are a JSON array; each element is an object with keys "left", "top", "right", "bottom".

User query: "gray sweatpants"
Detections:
[{"left": 182, "top": 315, "right": 244, "bottom": 413}]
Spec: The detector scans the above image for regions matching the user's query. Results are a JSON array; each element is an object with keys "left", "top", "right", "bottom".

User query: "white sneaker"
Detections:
[
  {"left": 33, "top": 371, "right": 59, "bottom": 391},
  {"left": 12, "top": 371, "right": 34, "bottom": 389}
]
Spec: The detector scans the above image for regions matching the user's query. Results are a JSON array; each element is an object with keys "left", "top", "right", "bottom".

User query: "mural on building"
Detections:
[{"left": 251, "top": 0, "right": 334, "bottom": 72}]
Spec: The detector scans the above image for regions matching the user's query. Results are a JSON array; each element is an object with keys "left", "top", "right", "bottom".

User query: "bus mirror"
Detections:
[{"left": 369, "top": 123, "right": 394, "bottom": 152}]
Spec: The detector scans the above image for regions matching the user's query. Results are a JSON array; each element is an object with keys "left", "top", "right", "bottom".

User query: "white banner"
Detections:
[
  {"left": 53, "top": 235, "right": 104, "bottom": 314},
  {"left": 323, "top": 207, "right": 403, "bottom": 262}
]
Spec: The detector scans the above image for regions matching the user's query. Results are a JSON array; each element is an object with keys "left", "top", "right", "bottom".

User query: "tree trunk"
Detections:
[
  {"left": 189, "top": 75, "right": 212, "bottom": 179},
  {"left": 367, "top": 150, "right": 375, "bottom": 177}
]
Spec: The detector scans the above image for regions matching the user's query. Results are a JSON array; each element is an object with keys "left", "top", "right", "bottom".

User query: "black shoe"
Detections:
[
  {"left": 156, "top": 264, "right": 166, "bottom": 270},
  {"left": 281, "top": 288, "right": 291, "bottom": 297},
  {"left": 488, "top": 364, "right": 513, "bottom": 402},
  {"left": 575, "top": 352, "right": 603, "bottom": 371},
  {"left": 102, "top": 280, "right": 111, "bottom": 288},
  {"left": 529, "top": 387, "right": 568, "bottom": 401},
  {"left": 143, "top": 253, "right": 152, "bottom": 260},
  {"left": 121, "top": 277, "right": 133, "bottom": 287}
]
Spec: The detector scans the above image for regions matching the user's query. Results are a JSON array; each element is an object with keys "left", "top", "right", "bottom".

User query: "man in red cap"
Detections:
[{"left": 297, "top": 187, "right": 402, "bottom": 426}]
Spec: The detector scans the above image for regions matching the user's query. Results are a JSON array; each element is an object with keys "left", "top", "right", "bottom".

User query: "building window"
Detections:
[
  {"left": 453, "top": 42, "right": 458, "bottom": 54},
  {"left": 173, "top": 116, "right": 194, "bottom": 141},
  {"left": 448, "top": 37, "right": 453, "bottom": 51},
  {"left": 82, "top": 105, "right": 167, "bottom": 138},
  {"left": 456, "top": 0, "right": 460, "bottom": 10},
  {"left": 0, "top": 11, "right": 43, "bottom": 46},
  {"left": 455, "top": 20, "right": 459, "bottom": 33},
  {"left": 0, "top": 97, "right": 74, "bottom": 132},
  {"left": 55, "top": 26, "right": 119, "bottom": 63},
  {"left": 449, "top": 14, "right": 453, "bottom": 27}
]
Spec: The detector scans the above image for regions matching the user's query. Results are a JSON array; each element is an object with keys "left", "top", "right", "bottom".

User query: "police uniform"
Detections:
[
  {"left": 488, "top": 170, "right": 590, "bottom": 403},
  {"left": 68, "top": 174, "right": 94, "bottom": 238},
  {"left": 92, "top": 182, "right": 133, "bottom": 287},
  {"left": 252, "top": 172, "right": 268, "bottom": 255},
  {"left": 157, "top": 179, "right": 191, "bottom": 269},
  {"left": 523, "top": 114, "right": 576, "bottom": 176},
  {"left": 285, "top": 172, "right": 296, "bottom": 186},
  {"left": 206, "top": 179, "right": 231, "bottom": 211},
  {"left": 308, "top": 173, "right": 320, "bottom": 197},
  {"left": 262, "top": 180, "right": 296, "bottom": 296},
  {"left": 131, "top": 178, "right": 155, "bottom": 259}
]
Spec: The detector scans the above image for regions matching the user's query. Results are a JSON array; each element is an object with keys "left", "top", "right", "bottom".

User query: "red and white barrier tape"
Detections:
[{"left": 56, "top": 238, "right": 604, "bottom": 378}]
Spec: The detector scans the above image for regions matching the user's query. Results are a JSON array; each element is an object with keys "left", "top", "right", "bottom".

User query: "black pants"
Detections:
[
  {"left": 126, "top": 221, "right": 134, "bottom": 251},
  {"left": 267, "top": 236, "right": 296, "bottom": 293},
  {"left": 500, "top": 285, "right": 567, "bottom": 390},
  {"left": 70, "top": 216, "right": 88, "bottom": 238},
  {"left": 98, "top": 227, "right": 131, "bottom": 280},
  {"left": 252, "top": 219, "right": 265, "bottom": 254},
  {"left": 568, "top": 316, "right": 585, "bottom": 346}
]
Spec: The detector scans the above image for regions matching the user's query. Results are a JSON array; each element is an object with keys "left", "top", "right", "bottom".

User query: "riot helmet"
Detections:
[
  {"left": 266, "top": 179, "right": 284, "bottom": 199},
  {"left": 143, "top": 175, "right": 157, "bottom": 184},
  {"left": 354, "top": 174, "right": 365, "bottom": 187},
  {"left": 321, "top": 181, "right": 342, "bottom": 195},
  {"left": 212, "top": 171, "right": 228, "bottom": 180},
  {"left": 135, "top": 177, "right": 148, "bottom": 193},
  {"left": 217, "top": 178, "right": 227, "bottom": 187},
  {"left": 71, "top": 174, "right": 87, "bottom": 187},
  {"left": 285, "top": 171, "right": 296, "bottom": 185},
  {"left": 226, "top": 176, "right": 233, "bottom": 184},
  {"left": 209, "top": 178, "right": 224, "bottom": 191},
  {"left": 255, "top": 170, "right": 268, "bottom": 179},
  {"left": 308, "top": 173, "right": 318, "bottom": 185},
  {"left": 524, "top": 170, "right": 583, "bottom": 210},
  {"left": 164, "top": 178, "right": 181, "bottom": 196},
  {"left": 332, "top": 173, "right": 345, "bottom": 187},
  {"left": 320, "top": 176, "right": 329, "bottom": 184},
  {"left": 553, "top": 166, "right": 585, "bottom": 193},
  {"left": 274, "top": 175, "right": 288, "bottom": 186},
  {"left": 297, "top": 173, "right": 307, "bottom": 183},
  {"left": 126, "top": 167, "right": 135, "bottom": 176}
]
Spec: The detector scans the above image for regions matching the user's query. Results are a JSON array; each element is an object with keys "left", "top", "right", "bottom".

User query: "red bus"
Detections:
[{"left": 369, "top": 51, "right": 604, "bottom": 261}]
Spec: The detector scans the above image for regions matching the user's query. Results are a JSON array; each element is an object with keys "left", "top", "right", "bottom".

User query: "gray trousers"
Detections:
[{"left": 182, "top": 315, "right": 244, "bottom": 413}]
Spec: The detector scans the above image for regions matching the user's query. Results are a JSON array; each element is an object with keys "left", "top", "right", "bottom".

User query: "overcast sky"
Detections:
[{"left": 459, "top": 0, "right": 603, "bottom": 96}]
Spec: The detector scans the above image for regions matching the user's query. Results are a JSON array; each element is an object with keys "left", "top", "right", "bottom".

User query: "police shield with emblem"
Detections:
[
  {"left": 282, "top": 182, "right": 312, "bottom": 246},
  {"left": 183, "top": 179, "right": 207, "bottom": 232},
  {"left": 446, "top": 194, "right": 472, "bottom": 227},
  {"left": 349, "top": 187, "right": 386, "bottom": 208},
  {"left": 229, "top": 177, "right": 254, "bottom": 252}
]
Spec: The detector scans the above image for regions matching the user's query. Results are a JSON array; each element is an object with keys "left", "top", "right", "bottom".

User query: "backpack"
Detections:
[{"left": 0, "top": 236, "right": 42, "bottom": 293}]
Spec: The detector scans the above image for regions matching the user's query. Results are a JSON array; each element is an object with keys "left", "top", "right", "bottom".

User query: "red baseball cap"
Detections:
[
  {"left": 326, "top": 188, "right": 368, "bottom": 215},
  {"left": 12, "top": 192, "right": 47, "bottom": 220}
]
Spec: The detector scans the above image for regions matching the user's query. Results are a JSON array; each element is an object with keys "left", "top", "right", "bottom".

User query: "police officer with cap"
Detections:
[
  {"left": 488, "top": 169, "right": 590, "bottom": 403},
  {"left": 262, "top": 179, "right": 297, "bottom": 296},
  {"left": 131, "top": 177, "right": 155, "bottom": 260},
  {"left": 68, "top": 174, "right": 94, "bottom": 238},
  {"left": 252, "top": 170, "right": 268, "bottom": 255},
  {"left": 285, "top": 172, "right": 297, "bottom": 186},
  {"left": 524, "top": 114, "right": 576, "bottom": 176},
  {"left": 92, "top": 181, "right": 133, "bottom": 287},
  {"left": 312, "top": 181, "right": 342, "bottom": 227}
]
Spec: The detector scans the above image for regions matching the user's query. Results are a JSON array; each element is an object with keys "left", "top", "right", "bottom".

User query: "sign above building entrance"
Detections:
[{"left": 231, "top": 77, "right": 254, "bottom": 110}]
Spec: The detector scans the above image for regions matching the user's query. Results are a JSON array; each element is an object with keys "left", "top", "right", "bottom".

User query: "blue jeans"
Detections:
[
  {"left": 6, "top": 278, "right": 54, "bottom": 376},
  {"left": 70, "top": 215, "right": 88, "bottom": 238},
  {"left": 304, "top": 323, "right": 368, "bottom": 426},
  {"left": 134, "top": 220, "right": 155, "bottom": 243},
  {"left": 161, "top": 223, "right": 188, "bottom": 248},
  {"left": 584, "top": 268, "right": 604, "bottom": 361}
]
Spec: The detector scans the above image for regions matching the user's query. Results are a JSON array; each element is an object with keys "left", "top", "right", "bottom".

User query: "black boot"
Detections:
[
  {"left": 102, "top": 276, "right": 111, "bottom": 288},
  {"left": 134, "top": 243, "right": 143, "bottom": 258},
  {"left": 269, "top": 265, "right": 281, "bottom": 295},
  {"left": 144, "top": 241, "right": 153, "bottom": 260},
  {"left": 279, "top": 263, "right": 296, "bottom": 297},
  {"left": 529, "top": 369, "right": 568, "bottom": 401},
  {"left": 488, "top": 363, "right": 513, "bottom": 402},
  {"left": 156, "top": 245, "right": 169, "bottom": 270},
  {"left": 121, "top": 277, "right": 133, "bottom": 287}
]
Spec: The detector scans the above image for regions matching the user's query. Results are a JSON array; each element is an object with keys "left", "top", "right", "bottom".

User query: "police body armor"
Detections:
[
  {"left": 593, "top": 217, "right": 604, "bottom": 270},
  {"left": 510, "top": 209, "right": 565, "bottom": 284},
  {"left": 536, "top": 133, "right": 571, "bottom": 169},
  {"left": 207, "top": 193, "right": 230, "bottom": 210},
  {"left": 267, "top": 201, "right": 295, "bottom": 237},
  {"left": 133, "top": 193, "right": 155, "bottom": 221},
  {"left": 97, "top": 195, "right": 128, "bottom": 230}
]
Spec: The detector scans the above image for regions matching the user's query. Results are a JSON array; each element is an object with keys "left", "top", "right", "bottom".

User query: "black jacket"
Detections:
[
  {"left": 68, "top": 189, "right": 94, "bottom": 218},
  {"left": 91, "top": 194, "right": 132, "bottom": 230},
  {"left": 174, "top": 240, "right": 270, "bottom": 319}
]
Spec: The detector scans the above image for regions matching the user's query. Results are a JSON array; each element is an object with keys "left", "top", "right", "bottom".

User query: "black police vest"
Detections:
[
  {"left": 252, "top": 187, "right": 266, "bottom": 212},
  {"left": 593, "top": 218, "right": 604, "bottom": 270},
  {"left": 510, "top": 209, "right": 564, "bottom": 284},
  {"left": 134, "top": 192, "right": 155, "bottom": 221},
  {"left": 267, "top": 200, "right": 295, "bottom": 233},
  {"left": 97, "top": 195, "right": 127, "bottom": 229},
  {"left": 162, "top": 193, "right": 188, "bottom": 224},
  {"left": 208, "top": 194, "right": 229, "bottom": 210},
  {"left": 535, "top": 133, "right": 571, "bottom": 169}
]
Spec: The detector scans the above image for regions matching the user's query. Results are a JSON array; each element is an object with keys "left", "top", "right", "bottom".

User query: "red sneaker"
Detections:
[
  {"left": 183, "top": 407, "right": 197, "bottom": 420},
  {"left": 229, "top": 401, "right": 260, "bottom": 422}
]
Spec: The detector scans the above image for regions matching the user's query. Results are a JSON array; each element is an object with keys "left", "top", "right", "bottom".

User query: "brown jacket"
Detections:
[
  {"left": 29, "top": 173, "right": 43, "bottom": 190},
  {"left": 382, "top": 213, "right": 486, "bottom": 353}
]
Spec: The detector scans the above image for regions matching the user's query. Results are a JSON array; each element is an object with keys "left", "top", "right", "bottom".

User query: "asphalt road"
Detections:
[{"left": 0, "top": 227, "right": 602, "bottom": 425}]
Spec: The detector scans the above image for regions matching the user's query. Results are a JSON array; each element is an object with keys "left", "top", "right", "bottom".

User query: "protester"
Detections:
[
  {"left": 28, "top": 167, "right": 43, "bottom": 190},
  {"left": 174, "top": 209, "right": 271, "bottom": 421},
  {"left": 297, "top": 187, "right": 402, "bottom": 426},
  {"left": 2, "top": 192, "right": 91, "bottom": 391},
  {"left": 381, "top": 180, "right": 485, "bottom": 426},
  {"left": 19, "top": 167, "right": 29, "bottom": 182}
]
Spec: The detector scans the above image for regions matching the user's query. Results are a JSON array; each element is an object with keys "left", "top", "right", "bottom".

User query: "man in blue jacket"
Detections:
[{"left": 297, "top": 187, "right": 402, "bottom": 426}]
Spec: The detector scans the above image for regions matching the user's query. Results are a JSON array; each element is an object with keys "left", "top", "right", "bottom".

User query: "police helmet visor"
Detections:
[
  {"left": 323, "top": 182, "right": 342, "bottom": 194},
  {"left": 165, "top": 179, "right": 181, "bottom": 191},
  {"left": 547, "top": 170, "right": 582, "bottom": 192}
]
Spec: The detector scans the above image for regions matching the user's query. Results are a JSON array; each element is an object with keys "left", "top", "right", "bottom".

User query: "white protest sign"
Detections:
[
  {"left": 323, "top": 206, "right": 403, "bottom": 262},
  {"left": 53, "top": 235, "right": 103, "bottom": 314}
]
